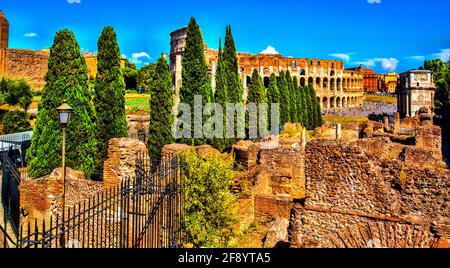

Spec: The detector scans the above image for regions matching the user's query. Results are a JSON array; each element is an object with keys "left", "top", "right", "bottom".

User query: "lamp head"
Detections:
[{"left": 56, "top": 100, "right": 73, "bottom": 127}]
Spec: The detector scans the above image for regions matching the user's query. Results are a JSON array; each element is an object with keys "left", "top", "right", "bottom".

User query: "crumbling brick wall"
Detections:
[
  {"left": 304, "top": 139, "right": 449, "bottom": 222},
  {"left": 291, "top": 139, "right": 450, "bottom": 248},
  {"left": 103, "top": 138, "right": 147, "bottom": 191},
  {"left": 1, "top": 48, "right": 49, "bottom": 90}
]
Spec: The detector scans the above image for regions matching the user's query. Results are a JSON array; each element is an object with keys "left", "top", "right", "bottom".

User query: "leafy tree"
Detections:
[
  {"left": 423, "top": 59, "right": 450, "bottom": 118},
  {"left": 137, "top": 63, "right": 156, "bottom": 93},
  {"left": 148, "top": 56, "right": 174, "bottom": 160},
  {"left": 278, "top": 71, "right": 290, "bottom": 127},
  {"left": 286, "top": 71, "right": 298, "bottom": 123},
  {"left": 26, "top": 29, "right": 97, "bottom": 179},
  {"left": 93, "top": 26, "right": 128, "bottom": 178},
  {"left": 266, "top": 73, "right": 280, "bottom": 129},
  {"left": 122, "top": 67, "right": 138, "bottom": 90},
  {"left": 0, "top": 78, "right": 32, "bottom": 110},
  {"left": 1, "top": 110, "right": 31, "bottom": 134},
  {"left": 181, "top": 150, "right": 237, "bottom": 248},
  {"left": 211, "top": 39, "right": 228, "bottom": 152},
  {"left": 180, "top": 17, "right": 213, "bottom": 146}
]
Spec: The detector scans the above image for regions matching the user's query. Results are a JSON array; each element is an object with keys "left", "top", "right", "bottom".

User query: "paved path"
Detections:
[{"left": 324, "top": 101, "right": 397, "bottom": 117}]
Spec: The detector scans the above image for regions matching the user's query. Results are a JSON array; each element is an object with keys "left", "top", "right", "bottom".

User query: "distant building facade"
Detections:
[
  {"left": 346, "top": 65, "right": 379, "bottom": 93},
  {"left": 170, "top": 26, "right": 365, "bottom": 109},
  {"left": 378, "top": 72, "right": 399, "bottom": 93},
  {"left": 397, "top": 70, "right": 436, "bottom": 118}
]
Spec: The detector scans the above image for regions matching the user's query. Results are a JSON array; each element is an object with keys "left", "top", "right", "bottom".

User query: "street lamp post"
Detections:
[{"left": 56, "top": 101, "right": 73, "bottom": 248}]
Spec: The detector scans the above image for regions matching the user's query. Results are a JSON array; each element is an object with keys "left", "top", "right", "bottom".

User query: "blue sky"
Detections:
[{"left": 1, "top": 0, "right": 449, "bottom": 73}]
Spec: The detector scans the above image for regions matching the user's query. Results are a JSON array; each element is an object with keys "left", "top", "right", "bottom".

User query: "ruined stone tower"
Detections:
[{"left": 0, "top": 10, "right": 9, "bottom": 49}]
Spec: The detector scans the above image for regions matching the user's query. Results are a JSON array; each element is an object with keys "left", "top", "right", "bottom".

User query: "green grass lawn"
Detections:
[
  {"left": 125, "top": 94, "right": 150, "bottom": 115},
  {"left": 364, "top": 94, "right": 397, "bottom": 104},
  {"left": 323, "top": 115, "right": 369, "bottom": 126},
  {"left": 27, "top": 94, "right": 151, "bottom": 115}
]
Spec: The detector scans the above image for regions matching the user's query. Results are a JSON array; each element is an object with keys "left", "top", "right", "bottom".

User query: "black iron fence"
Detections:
[{"left": 17, "top": 154, "right": 183, "bottom": 248}]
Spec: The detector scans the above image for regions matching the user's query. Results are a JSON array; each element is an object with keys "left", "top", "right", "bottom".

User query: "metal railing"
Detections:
[{"left": 17, "top": 154, "right": 183, "bottom": 248}]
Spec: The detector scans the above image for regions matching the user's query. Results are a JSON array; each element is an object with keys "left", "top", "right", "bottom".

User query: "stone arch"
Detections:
[
  {"left": 330, "top": 96, "right": 335, "bottom": 108},
  {"left": 303, "top": 221, "right": 441, "bottom": 248},
  {"left": 246, "top": 76, "right": 251, "bottom": 87},
  {"left": 323, "top": 77, "right": 329, "bottom": 90},
  {"left": 330, "top": 70, "right": 335, "bottom": 77},
  {"left": 336, "top": 96, "right": 341, "bottom": 108},
  {"left": 300, "top": 77, "right": 306, "bottom": 87},
  {"left": 308, "top": 77, "right": 314, "bottom": 86},
  {"left": 330, "top": 78, "right": 336, "bottom": 91},
  {"left": 316, "top": 77, "right": 322, "bottom": 89},
  {"left": 299, "top": 69, "right": 306, "bottom": 76},
  {"left": 263, "top": 76, "right": 270, "bottom": 88},
  {"left": 337, "top": 78, "right": 342, "bottom": 91},
  {"left": 323, "top": 97, "right": 329, "bottom": 109}
]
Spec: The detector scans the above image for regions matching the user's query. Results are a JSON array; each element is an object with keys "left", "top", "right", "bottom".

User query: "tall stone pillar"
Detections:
[
  {"left": 336, "top": 123, "right": 342, "bottom": 140},
  {"left": 393, "top": 112, "right": 401, "bottom": 134}
]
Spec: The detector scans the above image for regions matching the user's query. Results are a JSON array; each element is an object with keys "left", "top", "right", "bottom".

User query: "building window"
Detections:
[
  {"left": 292, "top": 60, "right": 297, "bottom": 68},
  {"left": 309, "top": 60, "right": 313, "bottom": 66},
  {"left": 318, "top": 61, "right": 321, "bottom": 66}
]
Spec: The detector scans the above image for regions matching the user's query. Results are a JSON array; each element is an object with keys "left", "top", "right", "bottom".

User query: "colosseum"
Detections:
[{"left": 170, "top": 26, "right": 365, "bottom": 109}]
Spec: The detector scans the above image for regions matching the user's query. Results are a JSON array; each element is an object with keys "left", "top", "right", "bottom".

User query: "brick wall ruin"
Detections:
[
  {"left": 102, "top": 138, "right": 147, "bottom": 191},
  {"left": 0, "top": 48, "right": 49, "bottom": 89},
  {"left": 290, "top": 138, "right": 450, "bottom": 248},
  {"left": 233, "top": 123, "right": 449, "bottom": 248}
]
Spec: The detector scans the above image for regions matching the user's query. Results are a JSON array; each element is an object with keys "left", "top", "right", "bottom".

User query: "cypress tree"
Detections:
[
  {"left": 304, "top": 85, "right": 314, "bottom": 129},
  {"left": 93, "top": 26, "right": 128, "bottom": 177},
  {"left": 148, "top": 56, "right": 175, "bottom": 160},
  {"left": 286, "top": 71, "right": 298, "bottom": 123},
  {"left": 223, "top": 25, "right": 243, "bottom": 104},
  {"left": 222, "top": 25, "right": 243, "bottom": 144},
  {"left": 26, "top": 29, "right": 97, "bottom": 179},
  {"left": 299, "top": 86, "right": 309, "bottom": 127},
  {"left": 278, "top": 71, "right": 290, "bottom": 127},
  {"left": 293, "top": 77, "right": 303, "bottom": 125},
  {"left": 211, "top": 39, "right": 228, "bottom": 152},
  {"left": 180, "top": 17, "right": 213, "bottom": 145},
  {"left": 247, "top": 70, "right": 267, "bottom": 104},
  {"left": 266, "top": 73, "right": 280, "bottom": 129},
  {"left": 308, "top": 85, "right": 324, "bottom": 128}
]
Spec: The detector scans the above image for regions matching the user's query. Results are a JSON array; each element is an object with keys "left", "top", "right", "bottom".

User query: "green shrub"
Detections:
[
  {"left": 181, "top": 150, "right": 237, "bottom": 248},
  {"left": 0, "top": 78, "right": 33, "bottom": 110},
  {"left": 1, "top": 110, "right": 31, "bottom": 134}
]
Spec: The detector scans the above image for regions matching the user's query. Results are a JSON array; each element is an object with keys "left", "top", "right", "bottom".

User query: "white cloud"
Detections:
[
  {"left": 404, "top": 48, "right": 450, "bottom": 63},
  {"left": 130, "top": 52, "right": 151, "bottom": 65},
  {"left": 433, "top": 48, "right": 450, "bottom": 62},
  {"left": 367, "top": 0, "right": 382, "bottom": 4},
  {"left": 354, "top": 57, "right": 399, "bottom": 72},
  {"left": 329, "top": 53, "right": 355, "bottom": 62},
  {"left": 380, "top": 58, "right": 399, "bottom": 72},
  {"left": 67, "top": 0, "right": 81, "bottom": 4},
  {"left": 260, "top": 45, "right": 279, "bottom": 55},
  {"left": 404, "top": 55, "right": 426, "bottom": 61},
  {"left": 24, "top": 32, "right": 38, "bottom": 38}
]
